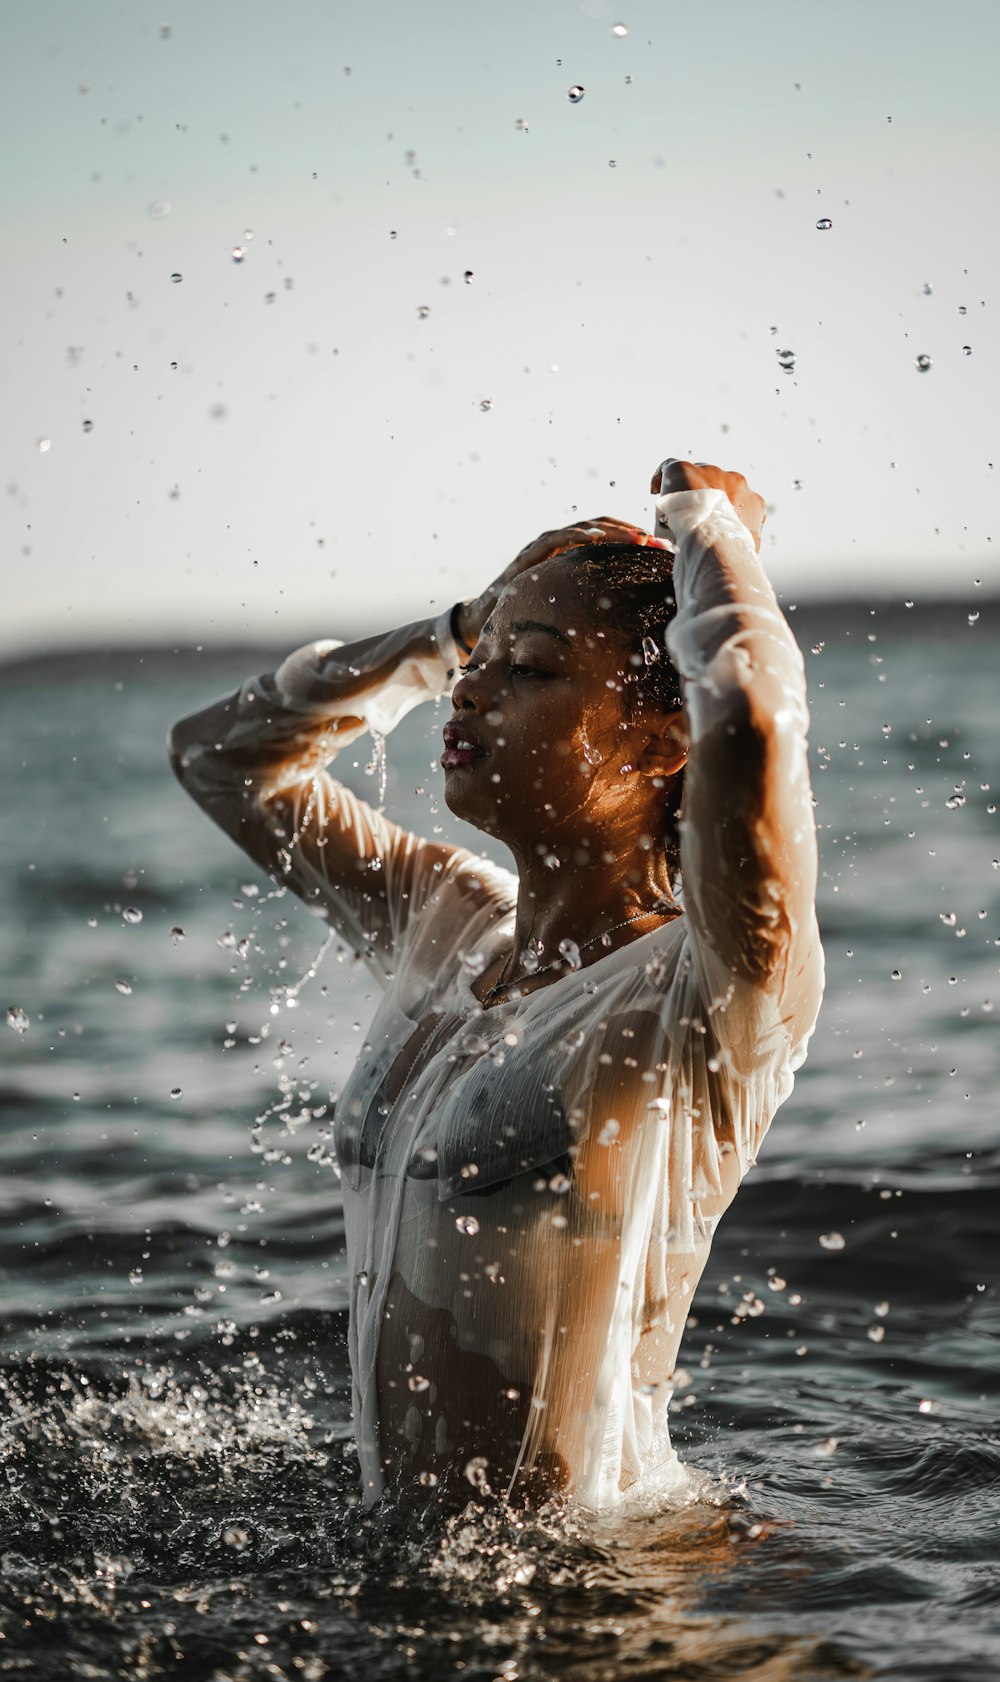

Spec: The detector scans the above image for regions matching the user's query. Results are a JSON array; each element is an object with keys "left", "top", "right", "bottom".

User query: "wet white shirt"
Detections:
[{"left": 170, "top": 488, "right": 824, "bottom": 1509}]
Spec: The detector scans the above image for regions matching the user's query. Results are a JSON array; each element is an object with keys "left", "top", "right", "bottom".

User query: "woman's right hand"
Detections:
[
  {"left": 650, "top": 459, "right": 767, "bottom": 554},
  {"left": 454, "top": 516, "right": 660, "bottom": 649}
]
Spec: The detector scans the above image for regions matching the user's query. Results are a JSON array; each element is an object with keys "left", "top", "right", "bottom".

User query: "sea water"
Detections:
[{"left": 0, "top": 601, "right": 997, "bottom": 1681}]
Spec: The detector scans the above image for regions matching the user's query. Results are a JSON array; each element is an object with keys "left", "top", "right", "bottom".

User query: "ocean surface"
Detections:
[{"left": 1, "top": 601, "right": 997, "bottom": 1682}]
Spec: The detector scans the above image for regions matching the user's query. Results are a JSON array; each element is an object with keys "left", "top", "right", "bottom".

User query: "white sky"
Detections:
[{"left": 2, "top": 0, "right": 998, "bottom": 656}]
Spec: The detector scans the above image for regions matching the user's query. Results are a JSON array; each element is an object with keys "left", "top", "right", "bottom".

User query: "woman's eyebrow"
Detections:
[{"left": 510, "top": 619, "right": 573, "bottom": 646}]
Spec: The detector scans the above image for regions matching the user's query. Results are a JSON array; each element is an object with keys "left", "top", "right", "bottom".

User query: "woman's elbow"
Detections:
[
  {"left": 165, "top": 710, "right": 247, "bottom": 812},
  {"left": 166, "top": 714, "right": 210, "bottom": 793}
]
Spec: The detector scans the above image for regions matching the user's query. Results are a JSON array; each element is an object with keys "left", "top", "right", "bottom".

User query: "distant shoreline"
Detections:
[{"left": 0, "top": 594, "right": 995, "bottom": 686}]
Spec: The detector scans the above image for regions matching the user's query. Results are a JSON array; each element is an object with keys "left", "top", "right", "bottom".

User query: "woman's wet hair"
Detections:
[
  {"left": 573, "top": 542, "right": 683, "bottom": 718},
  {"left": 572, "top": 541, "right": 685, "bottom": 887}
]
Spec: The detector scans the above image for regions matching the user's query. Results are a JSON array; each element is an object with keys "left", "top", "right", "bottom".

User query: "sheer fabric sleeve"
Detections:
[
  {"left": 168, "top": 611, "right": 471, "bottom": 983},
  {"left": 655, "top": 485, "right": 824, "bottom": 1080}
]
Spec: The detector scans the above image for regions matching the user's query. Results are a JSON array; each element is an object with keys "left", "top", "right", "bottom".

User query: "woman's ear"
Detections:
[{"left": 635, "top": 709, "right": 689, "bottom": 778}]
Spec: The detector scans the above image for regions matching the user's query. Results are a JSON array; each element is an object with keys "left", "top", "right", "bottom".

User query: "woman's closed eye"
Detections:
[
  {"left": 457, "top": 658, "right": 557, "bottom": 679},
  {"left": 509, "top": 661, "right": 556, "bottom": 679}
]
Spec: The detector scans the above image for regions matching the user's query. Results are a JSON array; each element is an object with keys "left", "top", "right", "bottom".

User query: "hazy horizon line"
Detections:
[{"left": 1, "top": 589, "right": 995, "bottom": 683}]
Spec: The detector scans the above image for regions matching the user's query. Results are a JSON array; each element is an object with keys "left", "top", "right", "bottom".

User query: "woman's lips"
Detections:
[{"left": 441, "top": 722, "right": 488, "bottom": 770}]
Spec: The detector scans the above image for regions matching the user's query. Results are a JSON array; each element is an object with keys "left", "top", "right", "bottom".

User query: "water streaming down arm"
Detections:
[
  {"left": 655, "top": 481, "right": 824, "bottom": 1069},
  {"left": 166, "top": 613, "right": 468, "bottom": 977}
]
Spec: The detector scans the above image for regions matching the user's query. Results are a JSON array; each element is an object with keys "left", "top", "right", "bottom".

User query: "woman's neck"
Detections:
[{"left": 505, "top": 832, "right": 678, "bottom": 976}]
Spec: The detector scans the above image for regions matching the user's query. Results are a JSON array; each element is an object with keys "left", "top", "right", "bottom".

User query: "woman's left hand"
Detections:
[{"left": 455, "top": 516, "right": 660, "bottom": 649}]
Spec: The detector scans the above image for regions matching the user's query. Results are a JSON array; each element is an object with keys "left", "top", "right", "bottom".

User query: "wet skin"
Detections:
[{"left": 440, "top": 557, "right": 689, "bottom": 1004}]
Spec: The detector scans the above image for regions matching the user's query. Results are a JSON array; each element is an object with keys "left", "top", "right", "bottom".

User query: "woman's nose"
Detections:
[{"left": 451, "top": 661, "right": 490, "bottom": 711}]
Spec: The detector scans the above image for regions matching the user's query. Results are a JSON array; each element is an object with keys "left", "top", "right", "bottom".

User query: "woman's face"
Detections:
[{"left": 441, "top": 557, "right": 664, "bottom": 851}]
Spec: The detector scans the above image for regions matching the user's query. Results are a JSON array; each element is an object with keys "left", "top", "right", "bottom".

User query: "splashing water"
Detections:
[{"left": 365, "top": 731, "right": 388, "bottom": 808}]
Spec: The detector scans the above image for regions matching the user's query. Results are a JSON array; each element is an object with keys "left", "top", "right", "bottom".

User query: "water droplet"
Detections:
[
  {"left": 918, "top": 1398, "right": 938, "bottom": 1415},
  {"left": 170, "top": 273, "right": 183, "bottom": 284},
  {"left": 223, "top": 1525, "right": 249, "bottom": 1549},
  {"left": 557, "top": 937, "right": 581, "bottom": 970},
  {"left": 128, "top": 1269, "right": 143, "bottom": 1286},
  {"left": 922, "top": 282, "right": 933, "bottom": 296},
  {"left": 169, "top": 1088, "right": 182, "bottom": 1101},
  {"left": 567, "top": 85, "right": 585, "bottom": 102},
  {"left": 815, "top": 216, "right": 833, "bottom": 230},
  {"left": 455, "top": 1214, "right": 480, "bottom": 1237},
  {"left": 231, "top": 246, "right": 245, "bottom": 264},
  {"left": 463, "top": 269, "right": 474, "bottom": 284},
  {"left": 597, "top": 1117, "right": 620, "bottom": 1145},
  {"left": 866, "top": 1324, "right": 885, "bottom": 1343},
  {"left": 37, "top": 438, "right": 52, "bottom": 453},
  {"left": 479, "top": 398, "right": 493, "bottom": 412},
  {"left": 6, "top": 1006, "right": 30, "bottom": 1034},
  {"left": 519, "top": 943, "right": 542, "bottom": 975},
  {"left": 915, "top": 353, "right": 933, "bottom": 373},
  {"left": 123, "top": 906, "right": 143, "bottom": 924},
  {"left": 641, "top": 634, "right": 661, "bottom": 665},
  {"left": 611, "top": 22, "right": 629, "bottom": 36},
  {"left": 407, "top": 1374, "right": 431, "bottom": 1392},
  {"left": 776, "top": 348, "right": 796, "bottom": 373},
  {"left": 82, "top": 418, "right": 93, "bottom": 433},
  {"left": 874, "top": 1300, "right": 890, "bottom": 1317},
  {"left": 891, "top": 968, "right": 901, "bottom": 981},
  {"left": 114, "top": 980, "right": 133, "bottom": 996},
  {"left": 418, "top": 1470, "right": 438, "bottom": 1486},
  {"left": 962, "top": 344, "right": 972, "bottom": 356},
  {"left": 170, "top": 926, "right": 185, "bottom": 942},
  {"left": 818, "top": 1231, "right": 846, "bottom": 1251},
  {"left": 416, "top": 304, "right": 430, "bottom": 319},
  {"left": 464, "top": 1456, "right": 490, "bottom": 1490},
  {"left": 148, "top": 200, "right": 171, "bottom": 219}
]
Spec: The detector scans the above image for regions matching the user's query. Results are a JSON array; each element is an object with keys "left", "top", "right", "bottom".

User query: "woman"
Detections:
[{"left": 169, "top": 458, "right": 823, "bottom": 1510}]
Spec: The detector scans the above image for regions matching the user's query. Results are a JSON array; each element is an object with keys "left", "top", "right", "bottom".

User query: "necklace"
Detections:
[{"left": 480, "top": 906, "right": 672, "bottom": 1005}]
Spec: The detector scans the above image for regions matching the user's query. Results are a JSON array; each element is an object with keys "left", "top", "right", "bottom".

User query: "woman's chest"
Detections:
[{"left": 333, "top": 988, "right": 593, "bottom": 1194}]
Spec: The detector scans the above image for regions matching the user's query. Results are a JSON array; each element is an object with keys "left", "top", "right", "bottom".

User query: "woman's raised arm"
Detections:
[
  {"left": 652, "top": 460, "right": 824, "bottom": 1054},
  {"left": 167, "top": 613, "right": 464, "bottom": 979}
]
